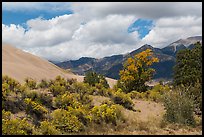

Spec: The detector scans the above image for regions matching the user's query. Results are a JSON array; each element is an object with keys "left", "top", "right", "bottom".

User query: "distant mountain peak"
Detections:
[
  {"left": 168, "top": 36, "right": 202, "bottom": 47},
  {"left": 141, "top": 44, "right": 153, "bottom": 48}
]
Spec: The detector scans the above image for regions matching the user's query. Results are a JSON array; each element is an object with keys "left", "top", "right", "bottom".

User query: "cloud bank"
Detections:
[{"left": 2, "top": 2, "right": 202, "bottom": 62}]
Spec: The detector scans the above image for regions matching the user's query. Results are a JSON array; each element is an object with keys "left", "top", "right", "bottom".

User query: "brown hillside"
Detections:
[{"left": 2, "top": 45, "right": 117, "bottom": 87}]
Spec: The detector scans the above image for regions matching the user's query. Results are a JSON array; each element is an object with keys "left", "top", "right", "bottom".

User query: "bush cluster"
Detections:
[
  {"left": 2, "top": 110, "right": 35, "bottom": 135},
  {"left": 25, "top": 78, "right": 37, "bottom": 89},
  {"left": 111, "top": 89, "right": 134, "bottom": 110},
  {"left": 84, "top": 71, "right": 109, "bottom": 88},
  {"left": 51, "top": 109, "right": 84, "bottom": 133},
  {"left": 24, "top": 98, "right": 48, "bottom": 119},
  {"left": 163, "top": 86, "right": 195, "bottom": 126},
  {"left": 91, "top": 103, "right": 124, "bottom": 125}
]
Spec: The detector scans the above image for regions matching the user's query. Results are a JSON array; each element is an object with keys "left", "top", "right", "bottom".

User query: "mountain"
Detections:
[
  {"left": 161, "top": 36, "right": 202, "bottom": 56},
  {"left": 54, "top": 36, "right": 202, "bottom": 80}
]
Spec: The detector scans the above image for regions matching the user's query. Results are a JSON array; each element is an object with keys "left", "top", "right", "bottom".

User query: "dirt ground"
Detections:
[{"left": 91, "top": 96, "right": 202, "bottom": 135}]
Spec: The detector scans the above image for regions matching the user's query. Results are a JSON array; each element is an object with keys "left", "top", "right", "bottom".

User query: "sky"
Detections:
[{"left": 2, "top": 2, "right": 202, "bottom": 62}]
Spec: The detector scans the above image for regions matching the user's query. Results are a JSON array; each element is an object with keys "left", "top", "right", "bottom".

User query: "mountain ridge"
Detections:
[{"left": 54, "top": 36, "right": 202, "bottom": 80}]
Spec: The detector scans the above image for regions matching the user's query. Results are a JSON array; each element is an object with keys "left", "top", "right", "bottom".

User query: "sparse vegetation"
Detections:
[
  {"left": 163, "top": 86, "right": 195, "bottom": 126},
  {"left": 2, "top": 43, "right": 202, "bottom": 137}
]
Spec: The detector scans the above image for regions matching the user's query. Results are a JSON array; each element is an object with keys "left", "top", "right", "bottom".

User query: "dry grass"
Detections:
[{"left": 82, "top": 96, "right": 202, "bottom": 135}]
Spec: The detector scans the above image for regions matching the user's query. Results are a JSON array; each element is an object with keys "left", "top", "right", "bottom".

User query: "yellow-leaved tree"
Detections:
[{"left": 117, "top": 49, "right": 159, "bottom": 93}]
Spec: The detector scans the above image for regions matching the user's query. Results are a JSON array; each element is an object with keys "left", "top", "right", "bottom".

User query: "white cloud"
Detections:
[
  {"left": 2, "top": 2, "right": 202, "bottom": 61},
  {"left": 71, "top": 2, "right": 202, "bottom": 20},
  {"left": 141, "top": 16, "right": 202, "bottom": 48},
  {"left": 2, "top": 14, "right": 141, "bottom": 61}
]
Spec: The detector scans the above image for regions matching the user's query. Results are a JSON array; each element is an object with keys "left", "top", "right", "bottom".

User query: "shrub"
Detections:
[
  {"left": 186, "top": 82, "right": 202, "bottom": 114},
  {"left": 2, "top": 79, "right": 27, "bottom": 113},
  {"left": 51, "top": 109, "right": 84, "bottom": 133},
  {"left": 128, "top": 91, "right": 147, "bottom": 99},
  {"left": 39, "top": 121, "right": 61, "bottom": 135},
  {"left": 24, "top": 98, "right": 48, "bottom": 119},
  {"left": 2, "top": 109, "right": 12, "bottom": 120},
  {"left": 24, "top": 91, "right": 53, "bottom": 109},
  {"left": 25, "top": 78, "right": 37, "bottom": 89},
  {"left": 163, "top": 87, "right": 195, "bottom": 126},
  {"left": 66, "top": 78, "right": 77, "bottom": 85},
  {"left": 2, "top": 83, "right": 10, "bottom": 100},
  {"left": 148, "top": 90, "right": 162, "bottom": 102},
  {"left": 2, "top": 110, "right": 35, "bottom": 135},
  {"left": 84, "top": 71, "right": 109, "bottom": 88},
  {"left": 37, "top": 92, "right": 53, "bottom": 108},
  {"left": 91, "top": 103, "right": 124, "bottom": 125},
  {"left": 112, "top": 89, "right": 134, "bottom": 110},
  {"left": 93, "top": 83, "right": 110, "bottom": 97},
  {"left": 49, "top": 84, "right": 66, "bottom": 97},
  {"left": 38, "top": 79, "right": 49, "bottom": 89},
  {"left": 67, "top": 105, "right": 92, "bottom": 126},
  {"left": 53, "top": 93, "right": 79, "bottom": 109},
  {"left": 71, "top": 82, "right": 90, "bottom": 97},
  {"left": 55, "top": 75, "right": 67, "bottom": 86},
  {"left": 2, "top": 75, "right": 25, "bottom": 94},
  {"left": 146, "top": 84, "right": 169, "bottom": 102}
]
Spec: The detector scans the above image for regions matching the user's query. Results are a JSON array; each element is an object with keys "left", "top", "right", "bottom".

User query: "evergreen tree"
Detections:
[
  {"left": 84, "top": 71, "right": 109, "bottom": 88},
  {"left": 173, "top": 42, "right": 202, "bottom": 86}
]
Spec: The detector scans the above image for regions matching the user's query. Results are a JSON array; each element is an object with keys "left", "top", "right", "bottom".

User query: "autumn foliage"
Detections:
[{"left": 118, "top": 49, "right": 159, "bottom": 93}]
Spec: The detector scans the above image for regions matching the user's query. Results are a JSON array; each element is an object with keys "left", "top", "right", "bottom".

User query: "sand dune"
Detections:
[{"left": 2, "top": 45, "right": 117, "bottom": 87}]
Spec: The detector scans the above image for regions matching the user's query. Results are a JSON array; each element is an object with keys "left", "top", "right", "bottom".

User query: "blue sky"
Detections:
[
  {"left": 2, "top": 2, "right": 202, "bottom": 61},
  {"left": 128, "top": 19, "right": 154, "bottom": 39},
  {"left": 2, "top": 7, "right": 153, "bottom": 39},
  {"left": 2, "top": 10, "right": 73, "bottom": 27}
]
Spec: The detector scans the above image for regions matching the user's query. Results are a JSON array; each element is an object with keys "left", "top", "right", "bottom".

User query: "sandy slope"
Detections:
[{"left": 2, "top": 45, "right": 117, "bottom": 87}]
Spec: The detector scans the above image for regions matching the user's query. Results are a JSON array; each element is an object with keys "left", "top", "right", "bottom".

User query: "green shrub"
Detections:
[
  {"left": 186, "top": 82, "right": 202, "bottom": 113},
  {"left": 71, "top": 82, "right": 90, "bottom": 97},
  {"left": 49, "top": 84, "right": 66, "bottom": 97},
  {"left": 2, "top": 77, "right": 27, "bottom": 113},
  {"left": 40, "top": 121, "right": 61, "bottom": 135},
  {"left": 128, "top": 84, "right": 170, "bottom": 102},
  {"left": 163, "top": 87, "right": 195, "bottom": 126},
  {"left": 25, "top": 78, "right": 37, "bottom": 89},
  {"left": 93, "top": 83, "right": 110, "bottom": 97},
  {"left": 112, "top": 89, "right": 134, "bottom": 110},
  {"left": 38, "top": 79, "right": 49, "bottom": 89},
  {"left": 84, "top": 71, "right": 109, "bottom": 88},
  {"left": 51, "top": 109, "right": 84, "bottom": 133},
  {"left": 66, "top": 78, "right": 77, "bottom": 85},
  {"left": 146, "top": 84, "right": 170, "bottom": 102},
  {"left": 128, "top": 91, "right": 147, "bottom": 99},
  {"left": 2, "top": 75, "right": 25, "bottom": 94},
  {"left": 2, "top": 83, "right": 10, "bottom": 100},
  {"left": 55, "top": 75, "right": 67, "bottom": 86},
  {"left": 148, "top": 90, "right": 162, "bottom": 102}
]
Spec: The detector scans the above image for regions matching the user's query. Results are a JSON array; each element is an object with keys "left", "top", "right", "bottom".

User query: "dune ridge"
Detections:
[{"left": 2, "top": 45, "right": 117, "bottom": 88}]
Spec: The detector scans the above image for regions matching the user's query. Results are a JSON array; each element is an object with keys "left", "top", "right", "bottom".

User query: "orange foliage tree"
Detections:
[{"left": 117, "top": 49, "right": 159, "bottom": 93}]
